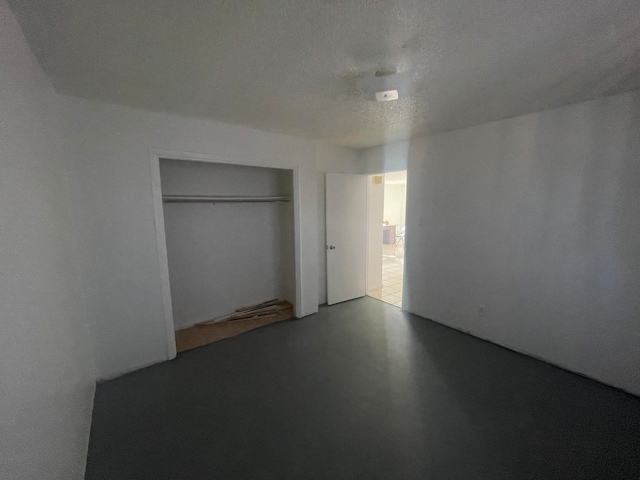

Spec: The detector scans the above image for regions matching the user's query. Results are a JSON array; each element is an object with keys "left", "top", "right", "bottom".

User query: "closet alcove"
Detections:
[{"left": 159, "top": 158, "right": 296, "bottom": 339}]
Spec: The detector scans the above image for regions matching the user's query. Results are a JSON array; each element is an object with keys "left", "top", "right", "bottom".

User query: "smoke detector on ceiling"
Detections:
[
  {"left": 374, "top": 90, "right": 399, "bottom": 102},
  {"left": 356, "top": 68, "right": 411, "bottom": 102}
]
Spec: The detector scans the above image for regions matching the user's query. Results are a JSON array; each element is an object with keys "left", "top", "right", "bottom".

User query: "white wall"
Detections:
[
  {"left": 160, "top": 160, "right": 295, "bottom": 329},
  {"left": 0, "top": 2, "right": 95, "bottom": 478},
  {"left": 361, "top": 91, "right": 640, "bottom": 395},
  {"left": 367, "top": 176, "right": 385, "bottom": 291},
  {"left": 315, "top": 143, "right": 361, "bottom": 304},
  {"left": 63, "top": 96, "right": 359, "bottom": 379},
  {"left": 359, "top": 141, "right": 410, "bottom": 175},
  {"left": 383, "top": 183, "right": 407, "bottom": 229}
]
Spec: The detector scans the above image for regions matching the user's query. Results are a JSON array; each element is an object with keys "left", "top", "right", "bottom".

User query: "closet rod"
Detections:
[{"left": 162, "top": 195, "right": 290, "bottom": 203}]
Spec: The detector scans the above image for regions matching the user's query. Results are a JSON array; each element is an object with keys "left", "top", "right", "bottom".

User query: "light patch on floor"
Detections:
[{"left": 368, "top": 243, "right": 403, "bottom": 308}]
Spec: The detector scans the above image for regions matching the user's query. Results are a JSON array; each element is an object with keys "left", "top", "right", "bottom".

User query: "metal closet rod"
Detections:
[{"left": 162, "top": 194, "right": 291, "bottom": 203}]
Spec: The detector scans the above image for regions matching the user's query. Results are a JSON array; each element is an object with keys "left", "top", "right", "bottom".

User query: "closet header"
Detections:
[{"left": 162, "top": 195, "right": 290, "bottom": 203}]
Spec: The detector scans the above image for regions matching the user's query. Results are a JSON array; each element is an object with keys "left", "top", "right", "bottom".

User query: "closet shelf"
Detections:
[{"left": 162, "top": 194, "right": 290, "bottom": 203}]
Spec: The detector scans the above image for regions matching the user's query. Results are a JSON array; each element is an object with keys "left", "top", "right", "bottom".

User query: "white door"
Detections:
[{"left": 326, "top": 173, "right": 367, "bottom": 305}]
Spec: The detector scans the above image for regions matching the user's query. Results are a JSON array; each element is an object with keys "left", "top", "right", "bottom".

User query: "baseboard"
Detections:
[{"left": 97, "top": 355, "right": 170, "bottom": 383}]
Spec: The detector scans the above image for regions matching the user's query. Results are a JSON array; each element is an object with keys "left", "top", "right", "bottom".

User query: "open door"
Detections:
[{"left": 325, "top": 173, "right": 367, "bottom": 305}]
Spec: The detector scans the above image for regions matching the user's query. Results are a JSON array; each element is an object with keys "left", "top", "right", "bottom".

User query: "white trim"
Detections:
[
  {"left": 149, "top": 153, "right": 177, "bottom": 360},
  {"left": 365, "top": 173, "right": 385, "bottom": 297},
  {"left": 365, "top": 175, "right": 371, "bottom": 293},
  {"left": 291, "top": 164, "right": 303, "bottom": 317},
  {"left": 148, "top": 149, "right": 304, "bottom": 359}
]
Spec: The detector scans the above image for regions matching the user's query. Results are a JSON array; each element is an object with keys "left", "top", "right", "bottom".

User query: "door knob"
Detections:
[{"left": 327, "top": 245, "right": 336, "bottom": 250}]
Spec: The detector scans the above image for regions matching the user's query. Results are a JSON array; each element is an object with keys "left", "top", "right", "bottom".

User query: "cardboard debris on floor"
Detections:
[
  {"left": 175, "top": 299, "right": 294, "bottom": 353},
  {"left": 201, "top": 299, "right": 287, "bottom": 324}
]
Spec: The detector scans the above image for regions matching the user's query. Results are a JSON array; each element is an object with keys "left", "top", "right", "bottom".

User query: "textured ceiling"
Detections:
[{"left": 8, "top": 0, "right": 640, "bottom": 148}]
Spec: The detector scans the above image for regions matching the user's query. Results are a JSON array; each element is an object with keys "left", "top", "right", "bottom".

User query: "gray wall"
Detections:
[
  {"left": 0, "top": 2, "right": 95, "bottom": 478},
  {"left": 360, "top": 90, "right": 640, "bottom": 395},
  {"left": 160, "top": 160, "right": 295, "bottom": 329},
  {"left": 63, "top": 96, "right": 316, "bottom": 380},
  {"left": 62, "top": 93, "right": 358, "bottom": 379}
]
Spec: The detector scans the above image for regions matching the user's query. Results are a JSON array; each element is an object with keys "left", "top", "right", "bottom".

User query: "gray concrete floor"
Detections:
[{"left": 86, "top": 297, "right": 640, "bottom": 479}]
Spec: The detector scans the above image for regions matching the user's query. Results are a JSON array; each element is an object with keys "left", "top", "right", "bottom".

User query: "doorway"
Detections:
[
  {"left": 366, "top": 171, "right": 407, "bottom": 308},
  {"left": 323, "top": 171, "right": 407, "bottom": 309}
]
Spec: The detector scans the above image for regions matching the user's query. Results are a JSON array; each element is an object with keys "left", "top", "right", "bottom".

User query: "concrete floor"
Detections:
[{"left": 86, "top": 297, "right": 640, "bottom": 479}]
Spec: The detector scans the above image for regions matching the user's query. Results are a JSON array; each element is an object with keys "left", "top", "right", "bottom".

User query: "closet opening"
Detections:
[{"left": 157, "top": 158, "right": 297, "bottom": 353}]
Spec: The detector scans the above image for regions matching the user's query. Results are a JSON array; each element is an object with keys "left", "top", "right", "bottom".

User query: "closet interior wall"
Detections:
[{"left": 159, "top": 158, "right": 295, "bottom": 330}]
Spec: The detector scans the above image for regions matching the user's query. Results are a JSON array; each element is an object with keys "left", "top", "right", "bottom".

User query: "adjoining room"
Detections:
[{"left": 367, "top": 171, "right": 407, "bottom": 308}]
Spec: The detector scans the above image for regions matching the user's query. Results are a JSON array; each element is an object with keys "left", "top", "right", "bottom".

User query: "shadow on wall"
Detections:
[
  {"left": 400, "top": 91, "right": 640, "bottom": 395},
  {"left": 405, "top": 316, "right": 640, "bottom": 478}
]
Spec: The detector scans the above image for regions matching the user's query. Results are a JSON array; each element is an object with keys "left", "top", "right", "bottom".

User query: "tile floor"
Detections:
[{"left": 368, "top": 243, "right": 403, "bottom": 307}]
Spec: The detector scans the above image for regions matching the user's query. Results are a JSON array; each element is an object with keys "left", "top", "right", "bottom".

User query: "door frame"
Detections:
[
  {"left": 365, "top": 174, "right": 384, "bottom": 293},
  {"left": 149, "top": 149, "right": 303, "bottom": 360},
  {"left": 365, "top": 170, "right": 408, "bottom": 309}
]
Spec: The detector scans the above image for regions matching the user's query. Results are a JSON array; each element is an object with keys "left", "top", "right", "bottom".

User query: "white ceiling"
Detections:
[{"left": 8, "top": 0, "right": 640, "bottom": 149}]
